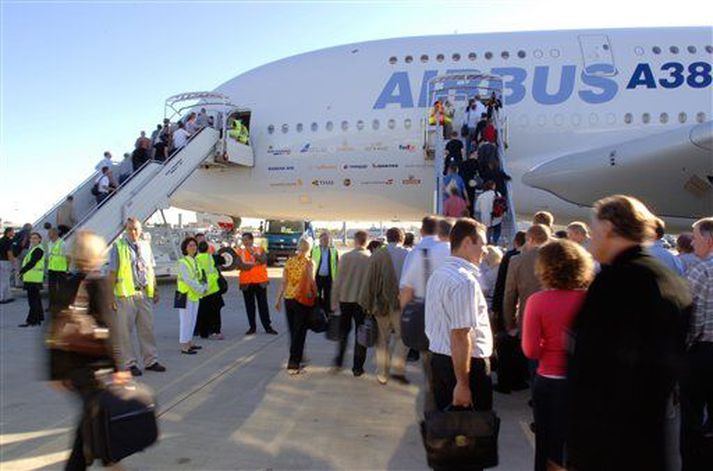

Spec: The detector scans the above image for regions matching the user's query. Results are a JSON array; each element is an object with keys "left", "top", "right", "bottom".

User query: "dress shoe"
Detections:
[
  {"left": 265, "top": 328, "right": 278, "bottom": 335},
  {"left": 493, "top": 384, "right": 512, "bottom": 394},
  {"left": 376, "top": 374, "right": 388, "bottom": 385},
  {"left": 129, "top": 366, "right": 143, "bottom": 376},
  {"left": 18, "top": 323, "right": 31, "bottom": 328},
  {"left": 245, "top": 328, "right": 256, "bottom": 335},
  {"left": 181, "top": 349, "right": 197, "bottom": 355},
  {"left": 145, "top": 362, "right": 166, "bottom": 372},
  {"left": 189, "top": 345, "right": 202, "bottom": 351},
  {"left": 353, "top": 368, "right": 364, "bottom": 377}
]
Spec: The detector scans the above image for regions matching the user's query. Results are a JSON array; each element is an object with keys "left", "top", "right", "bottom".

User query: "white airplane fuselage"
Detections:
[{"left": 172, "top": 27, "right": 713, "bottom": 226}]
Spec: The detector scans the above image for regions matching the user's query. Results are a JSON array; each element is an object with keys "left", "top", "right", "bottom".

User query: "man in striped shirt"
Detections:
[
  {"left": 425, "top": 218, "right": 493, "bottom": 410},
  {"left": 680, "top": 217, "right": 713, "bottom": 471}
]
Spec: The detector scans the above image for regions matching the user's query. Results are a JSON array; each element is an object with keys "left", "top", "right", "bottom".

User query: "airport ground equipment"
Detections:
[
  {"left": 426, "top": 74, "right": 517, "bottom": 246},
  {"left": 33, "top": 92, "right": 254, "bottom": 251}
]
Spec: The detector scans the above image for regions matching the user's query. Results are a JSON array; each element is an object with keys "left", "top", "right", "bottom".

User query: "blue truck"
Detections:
[{"left": 262, "top": 219, "right": 314, "bottom": 266}]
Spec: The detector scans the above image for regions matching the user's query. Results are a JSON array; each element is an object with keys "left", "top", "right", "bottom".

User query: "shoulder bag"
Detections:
[
  {"left": 401, "top": 248, "right": 431, "bottom": 352},
  {"left": 294, "top": 261, "right": 317, "bottom": 307},
  {"left": 357, "top": 315, "right": 377, "bottom": 348}
]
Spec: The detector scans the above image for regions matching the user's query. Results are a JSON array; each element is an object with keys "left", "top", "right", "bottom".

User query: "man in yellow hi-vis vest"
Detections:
[
  {"left": 109, "top": 218, "right": 166, "bottom": 376},
  {"left": 46, "top": 228, "right": 68, "bottom": 313},
  {"left": 18, "top": 232, "right": 45, "bottom": 327}
]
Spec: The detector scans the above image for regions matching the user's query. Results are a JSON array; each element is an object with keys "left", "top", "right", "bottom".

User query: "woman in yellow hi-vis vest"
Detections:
[
  {"left": 195, "top": 241, "right": 225, "bottom": 339},
  {"left": 18, "top": 232, "right": 45, "bottom": 327},
  {"left": 176, "top": 237, "right": 207, "bottom": 354}
]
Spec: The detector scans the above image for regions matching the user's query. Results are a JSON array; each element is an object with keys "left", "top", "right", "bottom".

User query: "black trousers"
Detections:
[
  {"left": 680, "top": 341, "right": 713, "bottom": 471},
  {"left": 48, "top": 270, "right": 67, "bottom": 314},
  {"left": 494, "top": 333, "right": 529, "bottom": 391},
  {"left": 25, "top": 282, "right": 44, "bottom": 325},
  {"left": 315, "top": 275, "right": 332, "bottom": 313},
  {"left": 335, "top": 302, "right": 367, "bottom": 372},
  {"left": 241, "top": 284, "right": 272, "bottom": 331},
  {"left": 430, "top": 353, "right": 492, "bottom": 412},
  {"left": 196, "top": 292, "right": 223, "bottom": 337},
  {"left": 533, "top": 375, "right": 567, "bottom": 471},
  {"left": 285, "top": 299, "right": 309, "bottom": 369}
]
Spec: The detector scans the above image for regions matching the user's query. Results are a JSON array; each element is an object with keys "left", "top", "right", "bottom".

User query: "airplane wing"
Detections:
[{"left": 522, "top": 121, "right": 713, "bottom": 219}]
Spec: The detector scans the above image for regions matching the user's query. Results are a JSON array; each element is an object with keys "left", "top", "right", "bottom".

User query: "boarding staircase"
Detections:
[
  {"left": 427, "top": 73, "right": 518, "bottom": 247},
  {"left": 33, "top": 127, "right": 222, "bottom": 247}
]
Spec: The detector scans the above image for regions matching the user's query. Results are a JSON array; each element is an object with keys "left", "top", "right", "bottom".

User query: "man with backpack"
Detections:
[{"left": 476, "top": 181, "right": 506, "bottom": 245}]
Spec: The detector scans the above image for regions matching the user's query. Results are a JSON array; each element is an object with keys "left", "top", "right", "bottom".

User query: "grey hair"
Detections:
[
  {"left": 693, "top": 217, "right": 713, "bottom": 240},
  {"left": 297, "top": 236, "right": 313, "bottom": 254}
]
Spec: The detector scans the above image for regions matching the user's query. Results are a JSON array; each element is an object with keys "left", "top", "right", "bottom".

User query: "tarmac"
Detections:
[{"left": 0, "top": 269, "right": 534, "bottom": 470}]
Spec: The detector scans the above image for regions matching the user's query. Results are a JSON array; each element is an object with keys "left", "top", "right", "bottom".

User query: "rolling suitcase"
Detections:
[{"left": 87, "top": 381, "right": 159, "bottom": 463}]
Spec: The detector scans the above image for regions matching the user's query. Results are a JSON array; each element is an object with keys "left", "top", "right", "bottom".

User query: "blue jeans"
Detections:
[{"left": 487, "top": 223, "right": 502, "bottom": 245}]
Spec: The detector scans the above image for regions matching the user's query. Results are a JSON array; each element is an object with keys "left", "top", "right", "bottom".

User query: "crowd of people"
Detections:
[{"left": 2, "top": 194, "right": 712, "bottom": 470}]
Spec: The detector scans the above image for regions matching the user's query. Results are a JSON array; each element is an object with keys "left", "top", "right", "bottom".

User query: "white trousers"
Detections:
[
  {"left": 0, "top": 260, "right": 13, "bottom": 301},
  {"left": 178, "top": 299, "right": 199, "bottom": 344}
]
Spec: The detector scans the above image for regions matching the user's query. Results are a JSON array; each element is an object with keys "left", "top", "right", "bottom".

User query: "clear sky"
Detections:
[{"left": 0, "top": 0, "right": 708, "bottom": 225}]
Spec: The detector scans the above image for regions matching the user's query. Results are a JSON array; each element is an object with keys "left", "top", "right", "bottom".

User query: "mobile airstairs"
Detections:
[
  {"left": 425, "top": 73, "right": 518, "bottom": 246},
  {"left": 33, "top": 92, "right": 253, "bottom": 250}
]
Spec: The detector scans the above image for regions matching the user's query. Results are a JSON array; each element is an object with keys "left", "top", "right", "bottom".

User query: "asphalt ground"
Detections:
[{"left": 0, "top": 269, "right": 534, "bottom": 470}]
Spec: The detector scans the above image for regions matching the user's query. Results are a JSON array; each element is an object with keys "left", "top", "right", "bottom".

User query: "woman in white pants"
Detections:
[{"left": 176, "top": 237, "right": 206, "bottom": 354}]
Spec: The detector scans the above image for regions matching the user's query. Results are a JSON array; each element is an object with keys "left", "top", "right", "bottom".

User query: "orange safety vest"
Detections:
[{"left": 237, "top": 247, "right": 269, "bottom": 285}]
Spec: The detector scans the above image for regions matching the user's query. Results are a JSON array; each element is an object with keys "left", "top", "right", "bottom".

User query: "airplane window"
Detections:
[
  {"left": 485, "top": 52, "right": 493, "bottom": 60},
  {"left": 311, "top": 122, "right": 318, "bottom": 132},
  {"left": 501, "top": 51, "right": 510, "bottom": 59},
  {"left": 550, "top": 49, "right": 561, "bottom": 58},
  {"left": 356, "top": 120, "right": 365, "bottom": 131},
  {"left": 389, "top": 56, "right": 397, "bottom": 64},
  {"left": 420, "top": 54, "right": 429, "bottom": 63},
  {"left": 606, "top": 113, "right": 617, "bottom": 125},
  {"left": 687, "top": 46, "right": 697, "bottom": 54},
  {"left": 659, "top": 113, "right": 669, "bottom": 124},
  {"left": 678, "top": 112, "right": 687, "bottom": 123},
  {"left": 267, "top": 124, "right": 275, "bottom": 134},
  {"left": 670, "top": 46, "right": 679, "bottom": 54},
  {"left": 571, "top": 114, "right": 581, "bottom": 126},
  {"left": 436, "top": 54, "right": 445, "bottom": 62},
  {"left": 518, "top": 115, "right": 530, "bottom": 127},
  {"left": 372, "top": 119, "right": 380, "bottom": 130},
  {"left": 652, "top": 46, "right": 662, "bottom": 54},
  {"left": 326, "top": 121, "right": 334, "bottom": 131},
  {"left": 624, "top": 113, "right": 633, "bottom": 124},
  {"left": 281, "top": 124, "right": 289, "bottom": 133},
  {"left": 518, "top": 50, "right": 526, "bottom": 58},
  {"left": 341, "top": 120, "right": 349, "bottom": 131},
  {"left": 296, "top": 123, "right": 304, "bottom": 133},
  {"left": 553, "top": 114, "right": 564, "bottom": 126},
  {"left": 642, "top": 113, "right": 651, "bottom": 124},
  {"left": 468, "top": 52, "right": 477, "bottom": 61},
  {"left": 387, "top": 119, "right": 396, "bottom": 130},
  {"left": 405, "top": 55, "right": 413, "bottom": 63},
  {"left": 404, "top": 118, "right": 412, "bottom": 129},
  {"left": 534, "top": 49, "right": 544, "bottom": 58},
  {"left": 697, "top": 112, "right": 707, "bottom": 123},
  {"left": 452, "top": 53, "right": 461, "bottom": 61},
  {"left": 707, "top": 45, "right": 713, "bottom": 53},
  {"left": 537, "top": 114, "right": 547, "bottom": 126},
  {"left": 602, "top": 44, "right": 610, "bottom": 51},
  {"left": 634, "top": 47, "right": 644, "bottom": 56},
  {"left": 589, "top": 113, "right": 599, "bottom": 125}
]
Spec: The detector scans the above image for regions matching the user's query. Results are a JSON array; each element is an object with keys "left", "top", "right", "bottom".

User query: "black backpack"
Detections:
[
  {"left": 401, "top": 248, "right": 431, "bottom": 352},
  {"left": 90, "top": 182, "right": 100, "bottom": 196}
]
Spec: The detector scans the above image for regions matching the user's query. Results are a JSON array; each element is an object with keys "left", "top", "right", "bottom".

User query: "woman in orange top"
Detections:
[{"left": 275, "top": 237, "right": 316, "bottom": 374}]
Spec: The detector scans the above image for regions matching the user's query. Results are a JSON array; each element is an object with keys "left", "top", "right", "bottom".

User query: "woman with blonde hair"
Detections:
[
  {"left": 48, "top": 231, "right": 131, "bottom": 470},
  {"left": 275, "top": 236, "right": 317, "bottom": 374},
  {"left": 521, "top": 239, "right": 593, "bottom": 471},
  {"left": 479, "top": 245, "right": 503, "bottom": 310}
]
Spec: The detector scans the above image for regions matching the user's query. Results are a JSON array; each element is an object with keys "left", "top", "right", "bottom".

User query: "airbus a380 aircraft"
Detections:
[{"left": 172, "top": 27, "right": 713, "bottom": 227}]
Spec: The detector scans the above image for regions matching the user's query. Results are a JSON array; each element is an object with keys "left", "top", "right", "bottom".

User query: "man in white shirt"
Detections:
[
  {"left": 95, "top": 151, "right": 118, "bottom": 186},
  {"left": 400, "top": 216, "right": 451, "bottom": 305},
  {"left": 425, "top": 218, "right": 493, "bottom": 411},
  {"left": 172, "top": 122, "right": 191, "bottom": 150},
  {"left": 476, "top": 180, "right": 503, "bottom": 245},
  {"left": 95, "top": 166, "right": 112, "bottom": 204}
]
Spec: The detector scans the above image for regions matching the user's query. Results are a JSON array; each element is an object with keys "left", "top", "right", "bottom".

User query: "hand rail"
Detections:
[{"left": 62, "top": 127, "right": 209, "bottom": 243}]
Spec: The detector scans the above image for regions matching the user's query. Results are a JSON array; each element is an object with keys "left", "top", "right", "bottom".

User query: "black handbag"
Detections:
[
  {"left": 420, "top": 407, "right": 500, "bottom": 470},
  {"left": 86, "top": 381, "right": 159, "bottom": 463},
  {"left": 325, "top": 313, "right": 342, "bottom": 341},
  {"left": 217, "top": 273, "right": 228, "bottom": 295},
  {"left": 401, "top": 248, "right": 430, "bottom": 351},
  {"left": 460, "top": 123, "right": 470, "bottom": 138},
  {"left": 307, "top": 307, "right": 328, "bottom": 333},
  {"left": 173, "top": 290, "right": 187, "bottom": 309},
  {"left": 357, "top": 315, "right": 377, "bottom": 348}
]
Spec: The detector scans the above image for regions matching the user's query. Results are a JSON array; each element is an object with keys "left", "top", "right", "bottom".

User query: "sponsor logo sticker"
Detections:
[
  {"left": 267, "top": 145, "right": 291, "bottom": 156},
  {"left": 269, "top": 178, "right": 303, "bottom": 188},
  {"left": 300, "top": 143, "right": 328, "bottom": 154},
  {"left": 311, "top": 179, "right": 335, "bottom": 187},
  {"left": 343, "top": 178, "right": 352, "bottom": 187},
  {"left": 313, "top": 164, "right": 338, "bottom": 170},
  {"left": 337, "top": 140, "right": 355, "bottom": 152},
  {"left": 402, "top": 175, "right": 422, "bottom": 185},
  {"left": 361, "top": 179, "right": 394, "bottom": 186},
  {"left": 364, "top": 142, "right": 389, "bottom": 152},
  {"left": 343, "top": 163, "right": 369, "bottom": 170},
  {"left": 267, "top": 165, "right": 295, "bottom": 172},
  {"left": 398, "top": 144, "right": 418, "bottom": 152},
  {"left": 372, "top": 163, "right": 399, "bottom": 169}
]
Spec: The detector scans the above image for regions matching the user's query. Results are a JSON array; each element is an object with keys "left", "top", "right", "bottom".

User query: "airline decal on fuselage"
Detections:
[{"left": 373, "top": 62, "right": 712, "bottom": 109}]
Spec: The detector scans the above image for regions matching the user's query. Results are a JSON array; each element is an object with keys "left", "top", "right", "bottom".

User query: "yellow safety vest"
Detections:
[
  {"left": 114, "top": 238, "right": 155, "bottom": 298},
  {"left": 176, "top": 256, "right": 204, "bottom": 302},
  {"left": 22, "top": 246, "right": 45, "bottom": 283},
  {"left": 311, "top": 245, "right": 338, "bottom": 278},
  {"left": 195, "top": 253, "right": 219, "bottom": 297},
  {"left": 48, "top": 239, "right": 68, "bottom": 273}
]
